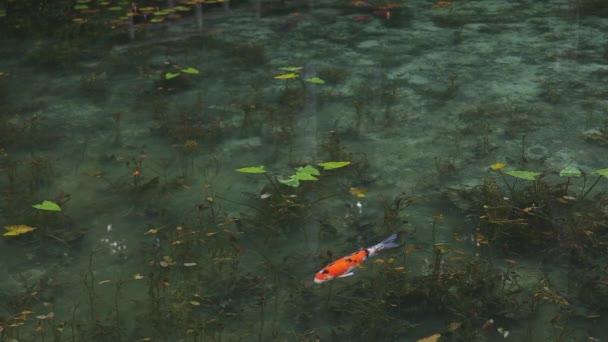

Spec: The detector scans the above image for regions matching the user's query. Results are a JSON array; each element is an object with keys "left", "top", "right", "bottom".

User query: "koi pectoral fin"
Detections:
[{"left": 338, "top": 272, "right": 355, "bottom": 278}]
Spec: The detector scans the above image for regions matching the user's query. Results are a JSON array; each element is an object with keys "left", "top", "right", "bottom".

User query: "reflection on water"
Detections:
[{"left": 1, "top": 0, "right": 608, "bottom": 340}]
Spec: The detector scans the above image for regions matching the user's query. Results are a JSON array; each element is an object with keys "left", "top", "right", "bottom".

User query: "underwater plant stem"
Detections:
[
  {"left": 114, "top": 281, "right": 124, "bottom": 334},
  {"left": 83, "top": 251, "right": 96, "bottom": 324},
  {"left": 521, "top": 134, "right": 527, "bottom": 163},
  {"left": 581, "top": 175, "right": 603, "bottom": 200},
  {"left": 564, "top": 177, "right": 571, "bottom": 194},
  {"left": 431, "top": 220, "right": 436, "bottom": 248},
  {"left": 258, "top": 302, "right": 265, "bottom": 342},
  {"left": 214, "top": 195, "right": 265, "bottom": 214},
  {"left": 263, "top": 173, "right": 283, "bottom": 196},
  {"left": 308, "top": 192, "right": 341, "bottom": 206},
  {"left": 498, "top": 170, "right": 514, "bottom": 194}
]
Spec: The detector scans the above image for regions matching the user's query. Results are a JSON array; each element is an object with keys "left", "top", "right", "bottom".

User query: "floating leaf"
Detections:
[
  {"left": 279, "top": 66, "right": 303, "bottom": 72},
  {"left": 560, "top": 166, "right": 582, "bottom": 178},
  {"left": 235, "top": 166, "right": 266, "bottom": 173},
  {"left": 273, "top": 73, "right": 299, "bottom": 79},
  {"left": 190, "top": 301, "right": 201, "bottom": 306},
  {"left": 593, "top": 168, "right": 608, "bottom": 178},
  {"left": 181, "top": 67, "right": 199, "bottom": 75},
  {"left": 3, "top": 225, "right": 37, "bottom": 236},
  {"left": 296, "top": 165, "right": 320, "bottom": 176},
  {"left": 32, "top": 200, "right": 62, "bottom": 211},
  {"left": 293, "top": 170, "right": 318, "bottom": 181},
  {"left": 144, "top": 228, "right": 159, "bottom": 235},
  {"left": 74, "top": 4, "right": 89, "bottom": 10},
  {"left": 317, "top": 161, "right": 351, "bottom": 170},
  {"left": 304, "top": 77, "right": 325, "bottom": 84},
  {"left": 504, "top": 170, "right": 541, "bottom": 181},
  {"left": 278, "top": 177, "right": 299, "bottom": 187},
  {"left": 165, "top": 72, "right": 181, "bottom": 80},
  {"left": 350, "top": 187, "right": 368, "bottom": 198},
  {"left": 417, "top": 334, "right": 441, "bottom": 342},
  {"left": 489, "top": 162, "right": 507, "bottom": 170}
]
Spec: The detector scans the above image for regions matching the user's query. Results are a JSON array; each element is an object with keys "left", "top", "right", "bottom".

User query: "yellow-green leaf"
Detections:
[
  {"left": 505, "top": 170, "right": 541, "bottom": 181},
  {"left": 304, "top": 77, "right": 325, "bottom": 84},
  {"left": 279, "top": 66, "right": 302, "bottom": 72},
  {"left": 317, "top": 161, "right": 351, "bottom": 170},
  {"left": 593, "top": 168, "right": 608, "bottom": 178},
  {"left": 273, "top": 73, "right": 299, "bottom": 80},
  {"left": 235, "top": 166, "right": 266, "bottom": 173},
  {"left": 3, "top": 225, "right": 37, "bottom": 236},
  {"left": 165, "top": 72, "right": 181, "bottom": 80},
  {"left": 32, "top": 200, "right": 62, "bottom": 211},
  {"left": 181, "top": 67, "right": 199, "bottom": 75},
  {"left": 489, "top": 162, "right": 506, "bottom": 170}
]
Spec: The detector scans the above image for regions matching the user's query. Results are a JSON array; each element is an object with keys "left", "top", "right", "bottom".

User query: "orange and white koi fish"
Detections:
[{"left": 314, "top": 234, "right": 399, "bottom": 284}]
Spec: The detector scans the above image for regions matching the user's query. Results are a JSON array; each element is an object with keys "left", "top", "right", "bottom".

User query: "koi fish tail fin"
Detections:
[
  {"left": 379, "top": 233, "right": 399, "bottom": 250},
  {"left": 368, "top": 233, "right": 399, "bottom": 257}
]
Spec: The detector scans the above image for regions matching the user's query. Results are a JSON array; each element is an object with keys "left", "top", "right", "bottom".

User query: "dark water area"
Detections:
[{"left": 1, "top": 0, "right": 608, "bottom": 341}]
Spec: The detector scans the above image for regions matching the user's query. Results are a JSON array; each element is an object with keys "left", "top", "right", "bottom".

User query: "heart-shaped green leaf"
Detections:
[
  {"left": 593, "top": 168, "right": 608, "bottom": 178},
  {"left": 505, "top": 170, "right": 541, "bottom": 181},
  {"left": 235, "top": 166, "right": 266, "bottom": 174},
  {"left": 181, "top": 67, "right": 199, "bottom": 75},
  {"left": 165, "top": 72, "right": 181, "bottom": 80},
  {"left": 294, "top": 171, "right": 318, "bottom": 181},
  {"left": 279, "top": 66, "right": 303, "bottom": 72},
  {"left": 32, "top": 200, "right": 62, "bottom": 211},
  {"left": 560, "top": 166, "right": 582, "bottom": 178},
  {"left": 317, "top": 161, "right": 351, "bottom": 170},
  {"left": 278, "top": 177, "right": 300, "bottom": 187},
  {"left": 304, "top": 77, "right": 325, "bottom": 84},
  {"left": 295, "top": 165, "right": 320, "bottom": 176}
]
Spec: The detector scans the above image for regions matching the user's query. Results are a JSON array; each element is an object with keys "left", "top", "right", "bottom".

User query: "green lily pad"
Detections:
[
  {"left": 235, "top": 166, "right": 266, "bottom": 174},
  {"left": 181, "top": 67, "right": 199, "bottom": 75},
  {"left": 317, "top": 161, "right": 351, "bottom": 170},
  {"left": 593, "top": 168, "right": 608, "bottom": 178},
  {"left": 278, "top": 177, "right": 299, "bottom": 187},
  {"left": 294, "top": 170, "right": 318, "bottom": 181},
  {"left": 296, "top": 165, "right": 320, "bottom": 176},
  {"left": 274, "top": 73, "right": 299, "bottom": 80},
  {"left": 505, "top": 170, "right": 541, "bottom": 181},
  {"left": 559, "top": 166, "right": 582, "bottom": 178},
  {"left": 165, "top": 72, "right": 181, "bottom": 80},
  {"left": 32, "top": 200, "right": 62, "bottom": 211},
  {"left": 304, "top": 77, "right": 325, "bottom": 84},
  {"left": 279, "top": 66, "right": 302, "bottom": 72},
  {"left": 74, "top": 4, "right": 89, "bottom": 10}
]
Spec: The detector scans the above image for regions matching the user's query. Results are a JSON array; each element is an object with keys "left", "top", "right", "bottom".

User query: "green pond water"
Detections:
[{"left": 1, "top": 0, "right": 608, "bottom": 341}]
